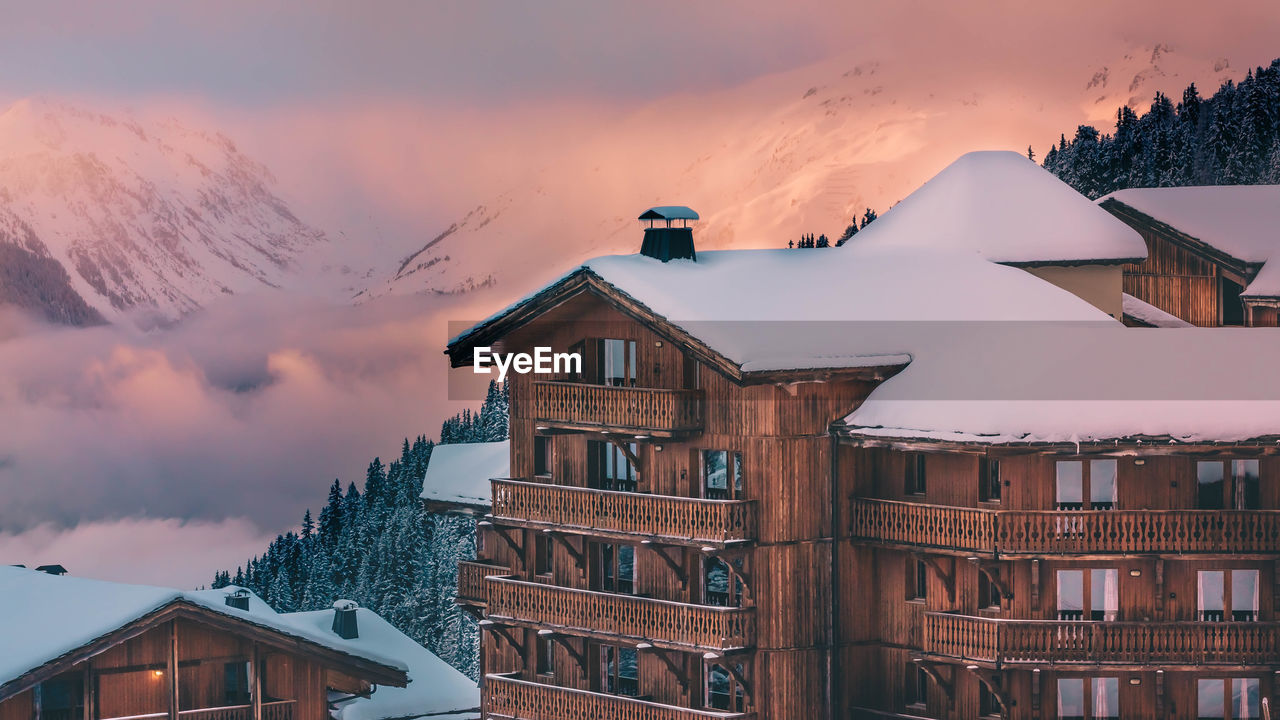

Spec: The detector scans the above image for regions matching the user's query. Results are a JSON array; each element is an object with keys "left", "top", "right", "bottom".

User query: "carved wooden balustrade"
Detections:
[
  {"left": 530, "top": 381, "right": 703, "bottom": 436},
  {"left": 484, "top": 577, "right": 755, "bottom": 651},
  {"left": 485, "top": 673, "right": 755, "bottom": 720},
  {"left": 851, "top": 499, "right": 1280, "bottom": 556},
  {"left": 923, "top": 612, "right": 1280, "bottom": 667},
  {"left": 103, "top": 701, "right": 294, "bottom": 720},
  {"left": 491, "top": 479, "right": 756, "bottom": 546},
  {"left": 457, "top": 560, "right": 510, "bottom": 605}
]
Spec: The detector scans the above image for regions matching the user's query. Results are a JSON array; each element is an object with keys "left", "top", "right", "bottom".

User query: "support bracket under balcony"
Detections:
[
  {"left": 914, "top": 553, "right": 956, "bottom": 603},
  {"left": 701, "top": 547, "right": 753, "bottom": 605},
  {"left": 645, "top": 543, "right": 688, "bottom": 591},
  {"left": 482, "top": 621, "right": 526, "bottom": 656},
  {"left": 541, "top": 631, "right": 589, "bottom": 674},
  {"left": 543, "top": 530, "right": 587, "bottom": 573},
  {"left": 601, "top": 433, "right": 642, "bottom": 470},
  {"left": 912, "top": 659, "right": 954, "bottom": 705},
  {"left": 482, "top": 520, "right": 524, "bottom": 558},
  {"left": 969, "top": 558, "right": 1012, "bottom": 600},
  {"left": 458, "top": 605, "right": 485, "bottom": 621},
  {"left": 966, "top": 667, "right": 1014, "bottom": 711},
  {"left": 639, "top": 644, "right": 691, "bottom": 693}
]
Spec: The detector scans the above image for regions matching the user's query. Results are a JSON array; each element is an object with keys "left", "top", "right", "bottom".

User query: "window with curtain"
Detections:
[
  {"left": 1198, "top": 459, "right": 1261, "bottom": 510},
  {"left": 702, "top": 450, "right": 744, "bottom": 500},
  {"left": 1058, "top": 678, "right": 1119, "bottom": 720},
  {"left": 979, "top": 457, "right": 1001, "bottom": 502},
  {"left": 1198, "top": 570, "right": 1259, "bottom": 622},
  {"left": 1056, "top": 569, "right": 1118, "bottom": 621},
  {"left": 1056, "top": 460, "right": 1117, "bottom": 510},
  {"left": 602, "top": 338, "right": 637, "bottom": 387},
  {"left": 1197, "top": 678, "right": 1260, "bottom": 719}
]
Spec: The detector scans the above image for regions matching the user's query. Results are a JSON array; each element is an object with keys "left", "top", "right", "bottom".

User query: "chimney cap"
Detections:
[
  {"left": 639, "top": 206, "right": 699, "bottom": 222},
  {"left": 35, "top": 565, "right": 68, "bottom": 576},
  {"left": 333, "top": 599, "right": 359, "bottom": 611}
]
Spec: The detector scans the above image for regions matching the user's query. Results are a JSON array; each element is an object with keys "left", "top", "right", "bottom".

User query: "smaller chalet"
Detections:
[
  {"left": 419, "top": 441, "right": 508, "bottom": 515},
  {"left": 0, "top": 567, "right": 435, "bottom": 720},
  {"left": 1100, "top": 184, "right": 1280, "bottom": 326}
]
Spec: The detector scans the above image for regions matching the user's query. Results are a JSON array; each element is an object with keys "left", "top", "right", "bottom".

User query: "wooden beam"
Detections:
[
  {"left": 1030, "top": 560, "right": 1041, "bottom": 611},
  {"left": 1156, "top": 560, "right": 1165, "bottom": 614},
  {"left": 913, "top": 660, "right": 953, "bottom": 705},
  {"left": 967, "top": 667, "right": 1014, "bottom": 713},
  {"left": 250, "top": 643, "right": 262, "bottom": 720},
  {"left": 645, "top": 544, "right": 688, "bottom": 591},
  {"left": 914, "top": 553, "right": 955, "bottom": 604},
  {"left": 969, "top": 559, "right": 1012, "bottom": 600},
  {"left": 481, "top": 522, "right": 524, "bottom": 556},
  {"left": 641, "top": 646, "right": 690, "bottom": 694},
  {"left": 545, "top": 634, "right": 588, "bottom": 675},
  {"left": 485, "top": 624, "right": 526, "bottom": 656},
  {"left": 543, "top": 530, "right": 586, "bottom": 572},
  {"left": 601, "top": 434, "right": 640, "bottom": 470},
  {"left": 167, "top": 621, "right": 178, "bottom": 720},
  {"left": 81, "top": 662, "right": 94, "bottom": 720}
]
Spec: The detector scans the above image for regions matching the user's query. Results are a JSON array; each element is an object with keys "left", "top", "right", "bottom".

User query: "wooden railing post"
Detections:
[
  {"left": 167, "top": 621, "right": 179, "bottom": 720},
  {"left": 249, "top": 644, "right": 261, "bottom": 720}
]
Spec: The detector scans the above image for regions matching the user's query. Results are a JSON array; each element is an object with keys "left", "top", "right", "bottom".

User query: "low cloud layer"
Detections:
[{"left": 0, "top": 290, "right": 494, "bottom": 583}]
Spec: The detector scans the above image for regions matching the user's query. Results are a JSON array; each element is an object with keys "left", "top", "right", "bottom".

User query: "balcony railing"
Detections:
[
  {"left": 922, "top": 612, "right": 1280, "bottom": 666},
  {"left": 484, "top": 576, "right": 755, "bottom": 652},
  {"left": 491, "top": 479, "right": 756, "bottom": 546},
  {"left": 850, "top": 498, "right": 1280, "bottom": 555},
  {"left": 484, "top": 673, "right": 754, "bottom": 720},
  {"left": 102, "top": 701, "right": 294, "bottom": 720},
  {"left": 530, "top": 381, "right": 703, "bottom": 436},
  {"left": 458, "top": 560, "right": 510, "bottom": 605}
]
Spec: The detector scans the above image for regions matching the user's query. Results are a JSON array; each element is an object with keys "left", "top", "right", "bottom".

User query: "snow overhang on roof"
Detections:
[
  {"left": 638, "top": 205, "right": 699, "bottom": 221},
  {"left": 420, "top": 440, "right": 508, "bottom": 508}
]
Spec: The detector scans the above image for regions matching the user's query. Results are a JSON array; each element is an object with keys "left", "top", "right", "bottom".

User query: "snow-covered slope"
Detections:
[
  {"left": 365, "top": 44, "right": 1242, "bottom": 302},
  {"left": 0, "top": 99, "right": 327, "bottom": 324}
]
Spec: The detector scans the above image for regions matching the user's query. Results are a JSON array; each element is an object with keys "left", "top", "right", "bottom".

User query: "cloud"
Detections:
[{"left": 0, "top": 517, "right": 278, "bottom": 589}]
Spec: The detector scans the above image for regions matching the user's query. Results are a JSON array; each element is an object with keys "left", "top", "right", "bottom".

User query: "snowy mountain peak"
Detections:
[{"left": 0, "top": 98, "right": 326, "bottom": 324}]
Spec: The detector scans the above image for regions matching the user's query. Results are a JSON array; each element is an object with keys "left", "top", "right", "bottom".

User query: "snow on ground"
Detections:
[
  {"left": 846, "top": 151, "right": 1147, "bottom": 264},
  {"left": 1122, "top": 293, "right": 1193, "bottom": 328},
  {"left": 1100, "top": 185, "right": 1280, "bottom": 297},
  {"left": 420, "top": 441, "right": 508, "bottom": 508},
  {"left": 0, "top": 568, "right": 408, "bottom": 690},
  {"left": 288, "top": 609, "right": 480, "bottom": 720},
  {"left": 845, "top": 324, "right": 1280, "bottom": 444}
]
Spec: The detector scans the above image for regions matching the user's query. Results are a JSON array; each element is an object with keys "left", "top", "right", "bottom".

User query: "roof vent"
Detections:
[
  {"left": 638, "top": 206, "right": 698, "bottom": 262},
  {"left": 225, "top": 588, "right": 251, "bottom": 611},
  {"left": 35, "top": 564, "right": 67, "bottom": 576},
  {"left": 332, "top": 599, "right": 359, "bottom": 639}
]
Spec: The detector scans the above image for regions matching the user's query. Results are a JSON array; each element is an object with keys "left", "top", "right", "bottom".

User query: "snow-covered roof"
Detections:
[
  {"left": 1100, "top": 185, "right": 1280, "bottom": 297},
  {"left": 289, "top": 609, "right": 479, "bottom": 720},
  {"left": 1122, "top": 293, "right": 1193, "bottom": 328},
  {"left": 844, "top": 324, "right": 1280, "bottom": 445},
  {"left": 420, "top": 441, "right": 508, "bottom": 508},
  {"left": 0, "top": 568, "right": 407, "bottom": 693},
  {"left": 639, "top": 206, "right": 699, "bottom": 221},
  {"left": 849, "top": 151, "right": 1147, "bottom": 265},
  {"left": 450, "top": 244, "right": 1117, "bottom": 374}
]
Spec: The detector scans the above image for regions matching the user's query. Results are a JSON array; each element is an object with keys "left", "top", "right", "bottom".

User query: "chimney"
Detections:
[
  {"left": 225, "top": 588, "right": 251, "bottom": 611},
  {"left": 35, "top": 564, "right": 67, "bottom": 576},
  {"left": 638, "top": 206, "right": 698, "bottom": 262},
  {"left": 332, "top": 599, "right": 359, "bottom": 639}
]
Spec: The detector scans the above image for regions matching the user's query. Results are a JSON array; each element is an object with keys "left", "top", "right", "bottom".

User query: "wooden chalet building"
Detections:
[
  {"left": 1098, "top": 185, "right": 1280, "bottom": 327},
  {"left": 0, "top": 568, "right": 409, "bottom": 720}
]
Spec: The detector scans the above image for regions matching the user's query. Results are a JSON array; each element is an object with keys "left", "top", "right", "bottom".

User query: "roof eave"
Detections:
[{"left": 836, "top": 425, "right": 1280, "bottom": 455}]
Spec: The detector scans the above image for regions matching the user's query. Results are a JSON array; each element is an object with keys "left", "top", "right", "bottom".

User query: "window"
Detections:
[
  {"left": 979, "top": 457, "right": 1001, "bottom": 502},
  {"left": 38, "top": 673, "right": 85, "bottom": 720},
  {"left": 1197, "top": 678, "right": 1260, "bottom": 719},
  {"left": 978, "top": 570, "right": 1002, "bottom": 609},
  {"left": 904, "top": 663, "right": 928, "bottom": 708},
  {"left": 602, "top": 645, "right": 639, "bottom": 696},
  {"left": 223, "top": 662, "right": 250, "bottom": 705},
  {"left": 1057, "top": 678, "right": 1119, "bottom": 720},
  {"left": 1197, "top": 570, "right": 1259, "bottom": 622},
  {"left": 535, "top": 635, "right": 555, "bottom": 676},
  {"left": 702, "top": 450, "right": 744, "bottom": 500},
  {"left": 705, "top": 660, "right": 748, "bottom": 712},
  {"left": 1056, "top": 569, "right": 1118, "bottom": 621},
  {"left": 533, "top": 435, "right": 551, "bottom": 477},
  {"left": 978, "top": 681, "right": 1002, "bottom": 717},
  {"left": 599, "top": 543, "right": 635, "bottom": 594},
  {"left": 1056, "top": 460, "right": 1117, "bottom": 510},
  {"left": 907, "top": 558, "right": 928, "bottom": 601},
  {"left": 589, "top": 440, "right": 638, "bottom": 492},
  {"left": 703, "top": 555, "right": 745, "bottom": 607},
  {"left": 683, "top": 352, "right": 700, "bottom": 390},
  {"left": 534, "top": 534, "right": 552, "bottom": 576},
  {"left": 904, "top": 454, "right": 926, "bottom": 495},
  {"left": 603, "top": 339, "right": 637, "bottom": 387},
  {"left": 1198, "top": 460, "right": 1260, "bottom": 510}
]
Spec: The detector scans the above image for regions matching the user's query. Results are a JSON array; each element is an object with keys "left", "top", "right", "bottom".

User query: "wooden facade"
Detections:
[
  {"left": 450, "top": 272, "right": 1280, "bottom": 720},
  {"left": 1100, "top": 198, "right": 1277, "bottom": 327},
  {"left": 0, "top": 603, "right": 406, "bottom": 720}
]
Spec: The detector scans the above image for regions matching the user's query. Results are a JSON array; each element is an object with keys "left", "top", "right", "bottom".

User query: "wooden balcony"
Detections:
[
  {"left": 491, "top": 479, "right": 756, "bottom": 547},
  {"left": 101, "top": 701, "right": 294, "bottom": 720},
  {"left": 484, "top": 576, "right": 755, "bottom": 652},
  {"left": 484, "top": 673, "right": 754, "bottom": 720},
  {"left": 922, "top": 612, "right": 1280, "bottom": 668},
  {"left": 850, "top": 498, "right": 1280, "bottom": 557},
  {"left": 530, "top": 381, "right": 703, "bottom": 436},
  {"left": 457, "top": 560, "right": 511, "bottom": 605}
]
